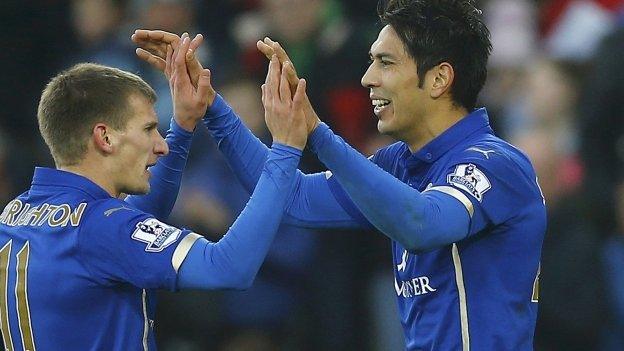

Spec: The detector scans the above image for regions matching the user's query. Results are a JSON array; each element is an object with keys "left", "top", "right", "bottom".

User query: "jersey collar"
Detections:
[
  {"left": 407, "top": 108, "right": 493, "bottom": 165},
  {"left": 31, "top": 167, "right": 113, "bottom": 200}
]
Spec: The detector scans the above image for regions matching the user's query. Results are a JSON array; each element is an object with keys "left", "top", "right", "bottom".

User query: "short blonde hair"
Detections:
[{"left": 37, "top": 63, "right": 157, "bottom": 166}]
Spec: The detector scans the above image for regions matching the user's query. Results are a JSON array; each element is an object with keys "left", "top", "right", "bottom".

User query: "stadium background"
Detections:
[{"left": 1, "top": 0, "right": 624, "bottom": 350}]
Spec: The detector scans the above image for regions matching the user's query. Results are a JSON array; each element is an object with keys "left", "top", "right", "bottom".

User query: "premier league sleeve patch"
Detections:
[
  {"left": 131, "top": 218, "right": 181, "bottom": 252},
  {"left": 447, "top": 163, "right": 491, "bottom": 202}
]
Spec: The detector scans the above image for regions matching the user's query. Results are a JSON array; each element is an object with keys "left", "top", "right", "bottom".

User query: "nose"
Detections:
[
  {"left": 154, "top": 133, "right": 169, "bottom": 156},
  {"left": 361, "top": 63, "right": 379, "bottom": 88}
]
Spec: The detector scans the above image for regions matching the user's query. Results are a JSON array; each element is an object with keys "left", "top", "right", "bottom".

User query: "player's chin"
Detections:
[
  {"left": 377, "top": 120, "right": 393, "bottom": 135},
  {"left": 122, "top": 182, "right": 150, "bottom": 196}
]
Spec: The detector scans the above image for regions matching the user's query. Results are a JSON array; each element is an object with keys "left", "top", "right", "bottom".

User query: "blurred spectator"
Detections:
[
  {"left": 229, "top": 0, "right": 376, "bottom": 150},
  {"left": 70, "top": 0, "right": 137, "bottom": 71},
  {"left": 578, "top": 23, "right": 624, "bottom": 350}
]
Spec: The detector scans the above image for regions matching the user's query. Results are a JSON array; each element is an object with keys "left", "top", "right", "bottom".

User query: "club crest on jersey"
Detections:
[
  {"left": 447, "top": 163, "right": 491, "bottom": 201},
  {"left": 131, "top": 218, "right": 181, "bottom": 252}
]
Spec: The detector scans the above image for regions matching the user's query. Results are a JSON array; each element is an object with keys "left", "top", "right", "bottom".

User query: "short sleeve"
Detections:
[
  {"left": 77, "top": 199, "right": 201, "bottom": 290},
  {"left": 424, "top": 149, "right": 542, "bottom": 236}
]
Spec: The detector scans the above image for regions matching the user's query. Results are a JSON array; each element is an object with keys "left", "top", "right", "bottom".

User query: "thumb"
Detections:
[{"left": 196, "top": 69, "right": 215, "bottom": 104}]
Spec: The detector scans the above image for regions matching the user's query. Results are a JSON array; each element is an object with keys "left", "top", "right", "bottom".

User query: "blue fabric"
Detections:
[
  {"left": 126, "top": 118, "right": 193, "bottom": 220},
  {"left": 0, "top": 168, "right": 194, "bottom": 349},
  {"left": 177, "top": 144, "right": 302, "bottom": 289},
  {"left": 203, "top": 95, "right": 358, "bottom": 228},
  {"left": 204, "top": 95, "right": 546, "bottom": 350},
  {"left": 310, "top": 122, "right": 470, "bottom": 251},
  {"left": 309, "top": 109, "right": 546, "bottom": 350}
]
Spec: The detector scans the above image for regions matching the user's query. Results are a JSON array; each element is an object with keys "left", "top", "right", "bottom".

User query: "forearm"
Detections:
[
  {"left": 202, "top": 94, "right": 269, "bottom": 192},
  {"left": 126, "top": 118, "right": 193, "bottom": 219},
  {"left": 177, "top": 144, "right": 302, "bottom": 289},
  {"left": 203, "top": 95, "right": 359, "bottom": 229},
  {"left": 309, "top": 123, "right": 469, "bottom": 251}
]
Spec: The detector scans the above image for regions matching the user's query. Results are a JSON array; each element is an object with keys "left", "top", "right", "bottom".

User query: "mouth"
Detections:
[
  {"left": 145, "top": 163, "right": 156, "bottom": 171},
  {"left": 371, "top": 98, "right": 392, "bottom": 116}
]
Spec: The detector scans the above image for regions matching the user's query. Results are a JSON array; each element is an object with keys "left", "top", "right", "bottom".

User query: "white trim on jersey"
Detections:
[
  {"left": 452, "top": 243, "right": 470, "bottom": 351},
  {"left": 424, "top": 186, "right": 474, "bottom": 217},
  {"left": 142, "top": 289, "right": 148, "bottom": 351},
  {"left": 171, "top": 233, "right": 202, "bottom": 273}
]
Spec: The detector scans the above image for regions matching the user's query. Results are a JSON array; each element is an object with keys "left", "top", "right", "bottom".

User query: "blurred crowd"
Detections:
[{"left": 2, "top": 0, "right": 624, "bottom": 350}]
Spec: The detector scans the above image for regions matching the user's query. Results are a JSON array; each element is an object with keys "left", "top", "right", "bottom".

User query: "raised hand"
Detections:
[
  {"left": 132, "top": 30, "right": 204, "bottom": 88},
  {"left": 168, "top": 35, "right": 216, "bottom": 131},
  {"left": 257, "top": 37, "right": 320, "bottom": 135},
  {"left": 263, "top": 55, "right": 308, "bottom": 151}
]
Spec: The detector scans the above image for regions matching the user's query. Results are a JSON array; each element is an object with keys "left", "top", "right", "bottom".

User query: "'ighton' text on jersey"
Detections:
[{"left": 0, "top": 199, "right": 87, "bottom": 227}]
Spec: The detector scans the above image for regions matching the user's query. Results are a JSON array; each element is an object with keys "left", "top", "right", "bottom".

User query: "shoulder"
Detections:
[
  {"left": 450, "top": 135, "right": 536, "bottom": 180},
  {"left": 80, "top": 198, "right": 150, "bottom": 233},
  {"left": 442, "top": 136, "right": 541, "bottom": 204}
]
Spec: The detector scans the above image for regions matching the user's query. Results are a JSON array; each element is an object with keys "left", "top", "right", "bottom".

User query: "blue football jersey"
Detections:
[
  {"left": 329, "top": 108, "right": 547, "bottom": 350},
  {"left": 0, "top": 168, "right": 200, "bottom": 350}
]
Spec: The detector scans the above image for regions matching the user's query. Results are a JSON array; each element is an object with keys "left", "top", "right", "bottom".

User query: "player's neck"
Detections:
[
  {"left": 58, "top": 162, "right": 119, "bottom": 198},
  {"left": 406, "top": 104, "right": 468, "bottom": 153}
]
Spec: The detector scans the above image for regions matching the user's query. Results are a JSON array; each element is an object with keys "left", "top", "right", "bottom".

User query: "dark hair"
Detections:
[
  {"left": 378, "top": 0, "right": 492, "bottom": 110},
  {"left": 37, "top": 63, "right": 157, "bottom": 166}
]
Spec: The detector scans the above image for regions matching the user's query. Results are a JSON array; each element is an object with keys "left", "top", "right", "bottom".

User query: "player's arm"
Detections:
[
  {"left": 177, "top": 143, "right": 302, "bottom": 289},
  {"left": 309, "top": 123, "right": 471, "bottom": 252},
  {"left": 81, "top": 64, "right": 308, "bottom": 291},
  {"left": 80, "top": 144, "right": 302, "bottom": 291},
  {"left": 125, "top": 33, "right": 213, "bottom": 220},
  {"left": 178, "top": 62, "right": 309, "bottom": 289},
  {"left": 132, "top": 30, "right": 361, "bottom": 229}
]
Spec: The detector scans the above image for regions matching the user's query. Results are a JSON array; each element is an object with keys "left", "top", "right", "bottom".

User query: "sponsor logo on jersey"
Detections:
[
  {"left": 131, "top": 218, "right": 181, "bottom": 252},
  {"left": 466, "top": 146, "right": 496, "bottom": 159},
  {"left": 447, "top": 163, "right": 491, "bottom": 201},
  {"left": 394, "top": 275, "right": 437, "bottom": 298},
  {"left": 394, "top": 250, "right": 437, "bottom": 297}
]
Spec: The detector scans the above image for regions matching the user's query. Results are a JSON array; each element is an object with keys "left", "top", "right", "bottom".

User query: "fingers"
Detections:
[
  {"left": 165, "top": 45, "right": 173, "bottom": 80},
  {"left": 269, "top": 39, "right": 292, "bottom": 65},
  {"left": 132, "top": 30, "right": 180, "bottom": 59},
  {"left": 185, "top": 34, "right": 204, "bottom": 87},
  {"left": 196, "top": 68, "right": 213, "bottom": 101},
  {"left": 133, "top": 29, "right": 180, "bottom": 45},
  {"left": 261, "top": 84, "right": 267, "bottom": 107},
  {"left": 187, "top": 34, "right": 203, "bottom": 61},
  {"left": 257, "top": 40, "right": 275, "bottom": 60},
  {"left": 279, "top": 60, "right": 291, "bottom": 103},
  {"left": 292, "top": 79, "right": 307, "bottom": 109},
  {"left": 173, "top": 36, "right": 192, "bottom": 89},
  {"left": 283, "top": 61, "right": 300, "bottom": 93},
  {"left": 135, "top": 48, "right": 166, "bottom": 71},
  {"left": 261, "top": 38, "right": 299, "bottom": 92},
  {"left": 267, "top": 55, "right": 281, "bottom": 105}
]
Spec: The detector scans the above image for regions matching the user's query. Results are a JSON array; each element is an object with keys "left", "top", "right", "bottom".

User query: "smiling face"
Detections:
[
  {"left": 361, "top": 25, "right": 431, "bottom": 143},
  {"left": 111, "top": 94, "right": 168, "bottom": 195}
]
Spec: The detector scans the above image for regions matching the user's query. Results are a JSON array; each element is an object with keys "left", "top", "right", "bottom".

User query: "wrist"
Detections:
[
  {"left": 173, "top": 117, "right": 198, "bottom": 132},
  {"left": 272, "top": 138, "right": 305, "bottom": 151},
  {"left": 170, "top": 118, "right": 195, "bottom": 137}
]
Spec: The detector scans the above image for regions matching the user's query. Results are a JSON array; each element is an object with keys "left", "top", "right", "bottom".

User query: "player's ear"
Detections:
[
  {"left": 430, "top": 62, "right": 454, "bottom": 99},
  {"left": 92, "top": 123, "right": 114, "bottom": 154}
]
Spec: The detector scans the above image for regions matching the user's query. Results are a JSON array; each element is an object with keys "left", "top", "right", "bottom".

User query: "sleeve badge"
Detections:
[
  {"left": 131, "top": 218, "right": 181, "bottom": 252},
  {"left": 447, "top": 163, "right": 491, "bottom": 202}
]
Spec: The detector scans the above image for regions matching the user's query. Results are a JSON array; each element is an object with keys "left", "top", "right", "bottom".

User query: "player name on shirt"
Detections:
[{"left": 0, "top": 199, "right": 87, "bottom": 227}]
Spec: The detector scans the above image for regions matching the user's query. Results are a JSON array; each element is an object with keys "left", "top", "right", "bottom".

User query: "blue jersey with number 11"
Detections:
[{"left": 0, "top": 168, "right": 199, "bottom": 350}]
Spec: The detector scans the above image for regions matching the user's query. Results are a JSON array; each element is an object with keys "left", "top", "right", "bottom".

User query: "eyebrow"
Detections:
[
  {"left": 144, "top": 121, "right": 159, "bottom": 129},
  {"left": 369, "top": 51, "right": 398, "bottom": 61}
]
